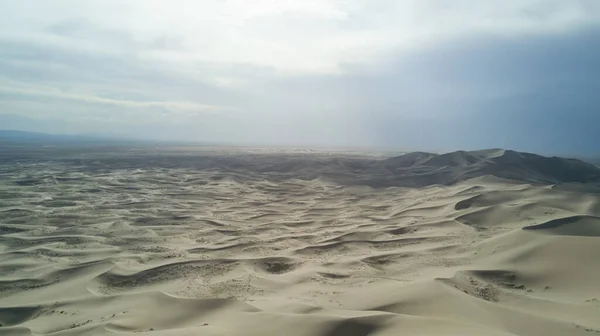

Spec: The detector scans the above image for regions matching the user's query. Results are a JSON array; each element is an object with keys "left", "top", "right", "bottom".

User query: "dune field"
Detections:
[{"left": 1, "top": 146, "right": 600, "bottom": 336}]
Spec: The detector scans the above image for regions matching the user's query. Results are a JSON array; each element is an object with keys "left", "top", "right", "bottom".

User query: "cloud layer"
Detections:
[{"left": 1, "top": 0, "right": 599, "bottom": 153}]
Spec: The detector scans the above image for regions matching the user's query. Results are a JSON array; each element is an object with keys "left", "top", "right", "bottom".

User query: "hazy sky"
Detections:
[{"left": 1, "top": 1, "right": 599, "bottom": 154}]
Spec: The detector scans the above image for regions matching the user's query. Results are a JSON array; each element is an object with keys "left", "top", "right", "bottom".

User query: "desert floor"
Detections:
[{"left": 1, "top": 148, "right": 599, "bottom": 335}]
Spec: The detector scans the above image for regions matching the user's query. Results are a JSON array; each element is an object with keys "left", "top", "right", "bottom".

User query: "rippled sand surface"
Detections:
[{"left": 1, "top": 147, "right": 599, "bottom": 335}]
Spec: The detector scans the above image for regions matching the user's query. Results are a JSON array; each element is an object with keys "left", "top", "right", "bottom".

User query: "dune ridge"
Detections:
[{"left": 1, "top": 146, "right": 599, "bottom": 335}]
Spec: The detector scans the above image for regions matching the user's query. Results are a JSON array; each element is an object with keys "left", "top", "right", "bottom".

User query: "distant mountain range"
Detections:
[
  {"left": 1, "top": 130, "right": 599, "bottom": 187},
  {"left": 0, "top": 130, "right": 134, "bottom": 143},
  {"left": 250, "top": 148, "right": 600, "bottom": 187},
  {"left": 0, "top": 130, "right": 225, "bottom": 147},
  {"left": 371, "top": 149, "right": 600, "bottom": 187}
]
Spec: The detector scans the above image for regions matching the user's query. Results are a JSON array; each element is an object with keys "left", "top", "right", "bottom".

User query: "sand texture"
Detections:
[{"left": 1, "top": 147, "right": 600, "bottom": 335}]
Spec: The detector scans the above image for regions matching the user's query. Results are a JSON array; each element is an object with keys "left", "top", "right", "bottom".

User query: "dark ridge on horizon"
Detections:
[
  {"left": 1, "top": 140, "right": 599, "bottom": 189},
  {"left": 375, "top": 149, "right": 600, "bottom": 187},
  {"left": 0, "top": 129, "right": 131, "bottom": 143},
  {"left": 0, "top": 129, "right": 249, "bottom": 148}
]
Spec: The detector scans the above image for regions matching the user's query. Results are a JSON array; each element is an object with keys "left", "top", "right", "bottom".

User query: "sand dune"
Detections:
[{"left": 1, "top": 146, "right": 599, "bottom": 335}]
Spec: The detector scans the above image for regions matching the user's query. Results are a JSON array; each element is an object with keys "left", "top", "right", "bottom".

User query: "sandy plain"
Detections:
[{"left": 1, "top": 146, "right": 599, "bottom": 336}]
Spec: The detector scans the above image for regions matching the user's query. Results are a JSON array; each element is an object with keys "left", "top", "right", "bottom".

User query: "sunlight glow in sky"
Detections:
[{"left": 1, "top": 1, "right": 599, "bottom": 153}]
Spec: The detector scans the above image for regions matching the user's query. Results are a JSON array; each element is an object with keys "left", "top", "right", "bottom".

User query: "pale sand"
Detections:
[{"left": 1, "top": 147, "right": 599, "bottom": 335}]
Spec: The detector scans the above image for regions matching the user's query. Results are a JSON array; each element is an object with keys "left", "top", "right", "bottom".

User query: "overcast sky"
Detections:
[{"left": 1, "top": 1, "right": 599, "bottom": 154}]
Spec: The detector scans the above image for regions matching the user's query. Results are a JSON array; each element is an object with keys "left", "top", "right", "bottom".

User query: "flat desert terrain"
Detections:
[{"left": 1, "top": 146, "right": 600, "bottom": 336}]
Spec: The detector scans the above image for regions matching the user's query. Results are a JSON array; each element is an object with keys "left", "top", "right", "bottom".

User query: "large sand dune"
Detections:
[{"left": 1, "top": 146, "right": 599, "bottom": 335}]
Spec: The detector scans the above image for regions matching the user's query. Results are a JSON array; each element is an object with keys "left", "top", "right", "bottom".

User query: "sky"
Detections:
[{"left": 0, "top": 0, "right": 599, "bottom": 154}]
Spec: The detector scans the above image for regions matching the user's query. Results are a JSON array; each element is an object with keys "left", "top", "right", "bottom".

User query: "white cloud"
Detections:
[
  {"left": 0, "top": 0, "right": 599, "bottom": 147},
  {"left": 0, "top": 83, "right": 236, "bottom": 113},
  {"left": 1, "top": 0, "right": 598, "bottom": 74}
]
